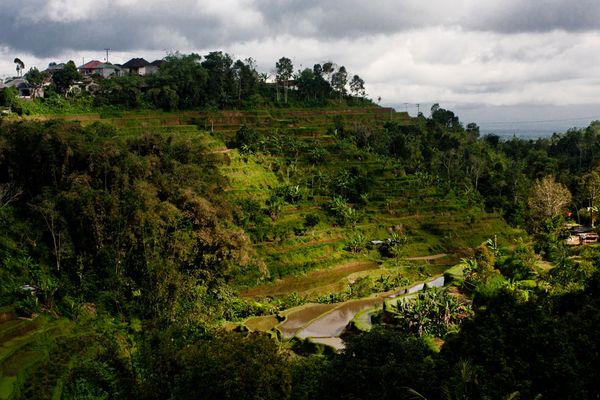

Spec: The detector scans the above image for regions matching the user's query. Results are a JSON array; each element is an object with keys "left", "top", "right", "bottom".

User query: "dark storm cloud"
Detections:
[
  {"left": 251, "top": 0, "right": 435, "bottom": 37},
  {"left": 468, "top": 0, "right": 600, "bottom": 33},
  {"left": 252, "top": 0, "right": 600, "bottom": 39},
  {"left": 1, "top": 0, "right": 599, "bottom": 57},
  {"left": 0, "top": 0, "right": 263, "bottom": 57}
]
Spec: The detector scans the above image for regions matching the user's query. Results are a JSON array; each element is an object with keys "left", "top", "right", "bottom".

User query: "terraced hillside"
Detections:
[
  {"left": 23, "top": 106, "right": 517, "bottom": 300},
  {"left": 0, "top": 307, "right": 140, "bottom": 400},
  {"left": 0, "top": 310, "right": 75, "bottom": 400},
  {"left": 212, "top": 113, "right": 518, "bottom": 301},
  {"left": 0, "top": 106, "right": 524, "bottom": 388},
  {"left": 19, "top": 106, "right": 518, "bottom": 301}
]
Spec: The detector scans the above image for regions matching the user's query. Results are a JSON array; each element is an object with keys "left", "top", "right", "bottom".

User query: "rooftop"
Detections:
[
  {"left": 122, "top": 58, "right": 150, "bottom": 68},
  {"left": 79, "top": 60, "right": 103, "bottom": 70}
]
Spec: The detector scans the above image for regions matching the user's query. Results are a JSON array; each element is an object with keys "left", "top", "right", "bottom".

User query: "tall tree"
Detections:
[
  {"left": 581, "top": 170, "right": 600, "bottom": 226},
  {"left": 202, "top": 51, "right": 234, "bottom": 107},
  {"left": 295, "top": 68, "right": 316, "bottom": 102},
  {"left": 13, "top": 58, "right": 24, "bottom": 77},
  {"left": 275, "top": 57, "right": 293, "bottom": 104},
  {"left": 232, "top": 58, "right": 259, "bottom": 107},
  {"left": 528, "top": 175, "right": 572, "bottom": 222},
  {"left": 331, "top": 66, "right": 348, "bottom": 100},
  {"left": 151, "top": 52, "right": 207, "bottom": 108},
  {"left": 52, "top": 60, "right": 80, "bottom": 95},
  {"left": 24, "top": 67, "right": 46, "bottom": 99},
  {"left": 431, "top": 103, "right": 461, "bottom": 130},
  {"left": 349, "top": 74, "right": 365, "bottom": 98},
  {"left": 321, "top": 61, "right": 335, "bottom": 83}
]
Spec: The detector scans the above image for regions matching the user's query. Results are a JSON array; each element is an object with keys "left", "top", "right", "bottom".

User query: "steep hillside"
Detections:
[
  {"left": 13, "top": 106, "right": 518, "bottom": 303},
  {"left": 46, "top": 107, "right": 516, "bottom": 298}
]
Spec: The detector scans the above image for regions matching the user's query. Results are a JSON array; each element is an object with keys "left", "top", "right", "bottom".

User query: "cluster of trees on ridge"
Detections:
[
  {"left": 2, "top": 103, "right": 600, "bottom": 397},
  {"left": 1, "top": 52, "right": 369, "bottom": 112}
]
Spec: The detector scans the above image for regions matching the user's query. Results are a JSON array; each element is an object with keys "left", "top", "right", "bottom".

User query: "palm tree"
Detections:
[{"left": 14, "top": 58, "right": 25, "bottom": 77}]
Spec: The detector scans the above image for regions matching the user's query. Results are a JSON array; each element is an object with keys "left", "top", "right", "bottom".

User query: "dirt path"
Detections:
[
  {"left": 403, "top": 253, "right": 448, "bottom": 261},
  {"left": 210, "top": 148, "right": 232, "bottom": 154}
]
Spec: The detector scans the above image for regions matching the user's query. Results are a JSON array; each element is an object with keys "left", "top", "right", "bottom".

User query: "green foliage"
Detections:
[
  {"left": 60, "top": 337, "right": 136, "bottom": 400},
  {"left": 315, "top": 272, "right": 410, "bottom": 304},
  {"left": 52, "top": 60, "right": 81, "bottom": 94},
  {"left": 228, "top": 125, "right": 264, "bottom": 154},
  {"left": 0, "top": 120, "right": 252, "bottom": 326},
  {"left": 96, "top": 76, "right": 144, "bottom": 108},
  {"left": 0, "top": 87, "right": 19, "bottom": 110},
  {"left": 328, "top": 196, "right": 359, "bottom": 227},
  {"left": 307, "top": 145, "right": 328, "bottom": 164},
  {"left": 387, "top": 287, "right": 472, "bottom": 337},
  {"left": 320, "top": 328, "right": 438, "bottom": 400},
  {"left": 6, "top": 94, "right": 600, "bottom": 400},
  {"left": 24, "top": 67, "right": 46, "bottom": 89},
  {"left": 344, "top": 232, "right": 366, "bottom": 253},
  {"left": 150, "top": 52, "right": 208, "bottom": 109},
  {"left": 378, "top": 232, "right": 408, "bottom": 258},
  {"left": 439, "top": 283, "right": 599, "bottom": 399},
  {"left": 272, "top": 184, "right": 303, "bottom": 204},
  {"left": 496, "top": 240, "right": 536, "bottom": 281},
  {"left": 146, "top": 86, "right": 179, "bottom": 111},
  {"left": 302, "top": 213, "right": 320, "bottom": 228},
  {"left": 142, "top": 331, "right": 292, "bottom": 400},
  {"left": 289, "top": 355, "right": 328, "bottom": 400}
]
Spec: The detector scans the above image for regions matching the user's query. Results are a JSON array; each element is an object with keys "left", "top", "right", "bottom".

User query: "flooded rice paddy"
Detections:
[{"left": 277, "top": 275, "right": 446, "bottom": 349}]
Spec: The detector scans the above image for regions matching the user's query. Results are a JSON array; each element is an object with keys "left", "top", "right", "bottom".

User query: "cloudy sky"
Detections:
[{"left": 1, "top": 0, "right": 599, "bottom": 135}]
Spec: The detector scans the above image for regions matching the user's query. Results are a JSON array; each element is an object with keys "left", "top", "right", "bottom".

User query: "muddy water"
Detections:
[
  {"left": 293, "top": 275, "right": 446, "bottom": 341},
  {"left": 297, "top": 297, "right": 383, "bottom": 338},
  {"left": 279, "top": 304, "right": 338, "bottom": 339}
]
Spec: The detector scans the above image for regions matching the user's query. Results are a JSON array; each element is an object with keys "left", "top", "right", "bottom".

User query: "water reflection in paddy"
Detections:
[
  {"left": 297, "top": 298, "right": 383, "bottom": 338},
  {"left": 278, "top": 303, "right": 338, "bottom": 339},
  {"left": 293, "top": 275, "right": 446, "bottom": 340}
]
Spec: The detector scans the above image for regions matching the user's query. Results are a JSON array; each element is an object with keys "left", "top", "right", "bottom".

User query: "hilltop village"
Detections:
[
  {"left": 0, "top": 53, "right": 368, "bottom": 115},
  {"left": 1, "top": 57, "right": 164, "bottom": 99}
]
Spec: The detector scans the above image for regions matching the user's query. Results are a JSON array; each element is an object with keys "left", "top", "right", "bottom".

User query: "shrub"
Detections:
[
  {"left": 328, "top": 196, "right": 359, "bottom": 227},
  {"left": 387, "top": 288, "right": 472, "bottom": 337},
  {"left": 228, "top": 125, "right": 263, "bottom": 153},
  {"left": 303, "top": 213, "right": 320, "bottom": 228}
]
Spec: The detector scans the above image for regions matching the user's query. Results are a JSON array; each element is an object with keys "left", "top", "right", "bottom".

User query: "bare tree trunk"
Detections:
[
  {"left": 0, "top": 183, "right": 22, "bottom": 209},
  {"left": 42, "top": 212, "right": 61, "bottom": 271}
]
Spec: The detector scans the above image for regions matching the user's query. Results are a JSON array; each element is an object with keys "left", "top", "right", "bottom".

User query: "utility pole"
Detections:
[
  {"left": 104, "top": 48, "right": 110, "bottom": 63},
  {"left": 416, "top": 103, "right": 420, "bottom": 116}
]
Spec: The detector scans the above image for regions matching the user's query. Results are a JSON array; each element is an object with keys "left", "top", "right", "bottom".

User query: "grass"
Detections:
[
  {"left": 244, "top": 316, "right": 279, "bottom": 332},
  {"left": 0, "top": 314, "right": 76, "bottom": 400},
  {"left": 0, "top": 376, "right": 15, "bottom": 400},
  {"left": 221, "top": 151, "right": 279, "bottom": 201},
  {"left": 209, "top": 107, "right": 520, "bottom": 299},
  {"left": 241, "top": 260, "right": 379, "bottom": 298}
]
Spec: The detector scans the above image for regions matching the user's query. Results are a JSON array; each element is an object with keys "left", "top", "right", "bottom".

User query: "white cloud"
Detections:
[{"left": 1, "top": 0, "right": 600, "bottom": 124}]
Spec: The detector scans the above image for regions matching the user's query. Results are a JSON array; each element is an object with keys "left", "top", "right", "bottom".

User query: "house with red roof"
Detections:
[
  {"left": 78, "top": 60, "right": 123, "bottom": 78},
  {"left": 79, "top": 60, "right": 103, "bottom": 76}
]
